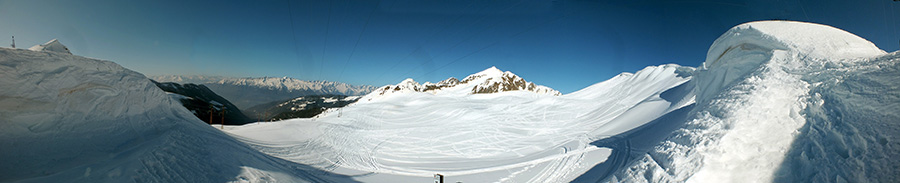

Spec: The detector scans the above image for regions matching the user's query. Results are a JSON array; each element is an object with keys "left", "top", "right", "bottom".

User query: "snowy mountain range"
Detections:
[
  {"left": 3, "top": 20, "right": 898, "bottom": 183},
  {"left": 243, "top": 95, "right": 361, "bottom": 121},
  {"left": 151, "top": 75, "right": 376, "bottom": 109},
  {"left": 362, "top": 66, "right": 560, "bottom": 102}
]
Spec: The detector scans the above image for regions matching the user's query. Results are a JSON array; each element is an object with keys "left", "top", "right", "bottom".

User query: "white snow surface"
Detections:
[
  {"left": 226, "top": 64, "right": 694, "bottom": 182},
  {"left": 606, "top": 21, "right": 897, "bottom": 183},
  {"left": 27, "top": 39, "right": 72, "bottom": 54},
  {"left": 0, "top": 47, "right": 356, "bottom": 182},
  {"left": 5, "top": 20, "right": 898, "bottom": 183}
]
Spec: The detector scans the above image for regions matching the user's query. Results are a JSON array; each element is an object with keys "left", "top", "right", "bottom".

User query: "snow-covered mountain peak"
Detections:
[
  {"left": 398, "top": 78, "right": 418, "bottom": 85},
  {"left": 394, "top": 78, "right": 421, "bottom": 91},
  {"left": 460, "top": 66, "right": 506, "bottom": 83},
  {"left": 472, "top": 66, "right": 503, "bottom": 76},
  {"left": 362, "top": 66, "right": 560, "bottom": 101},
  {"left": 28, "top": 39, "right": 72, "bottom": 54}
]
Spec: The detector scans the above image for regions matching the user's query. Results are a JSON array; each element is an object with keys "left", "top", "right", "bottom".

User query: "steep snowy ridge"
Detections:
[
  {"left": 363, "top": 66, "right": 560, "bottom": 101},
  {"left": 0, "top": 45, "right": 355, "bottom": 182},
  {"left": 607, "top": 21, "right": 896, "bottom": 182}
]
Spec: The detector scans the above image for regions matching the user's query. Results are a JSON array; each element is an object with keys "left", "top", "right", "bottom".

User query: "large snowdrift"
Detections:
[
  {"left": 606, "top": 21, "right": 897, "bottom": 182},
  {"left": 226, "top": 64, "right": 694, "bottom": 182},
  {"left": 0, "top": 46, "right": 355, "bottom": 182}
]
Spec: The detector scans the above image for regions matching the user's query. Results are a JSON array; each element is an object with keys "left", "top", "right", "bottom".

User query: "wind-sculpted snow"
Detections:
[
  {"left": 0, "top": 47, "right": 357, "bottom": 182},
  {"left": 606, "top": 21, "right": 896, "bottom": 182},
  {"left": 226, "top": 64, "right": 694, "bottom": 182}
]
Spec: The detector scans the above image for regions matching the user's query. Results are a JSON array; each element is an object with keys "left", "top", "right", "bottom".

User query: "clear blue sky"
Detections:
[{"left": 1, "top": 0, "right": 898, "bottom": 93}]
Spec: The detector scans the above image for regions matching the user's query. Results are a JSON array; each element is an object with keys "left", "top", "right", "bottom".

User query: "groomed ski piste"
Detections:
[{"left": 1, "top": 20, "right": 897, "bottom": 182}]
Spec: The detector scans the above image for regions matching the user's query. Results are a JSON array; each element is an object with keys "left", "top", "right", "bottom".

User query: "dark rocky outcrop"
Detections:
[{"left": 151, "top": 80, "right": 254, "bottom": 125}]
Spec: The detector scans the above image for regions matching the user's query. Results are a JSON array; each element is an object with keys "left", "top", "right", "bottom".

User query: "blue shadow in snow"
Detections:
[{"left": 570, "top": 103, "right": 695, "bottom": 182}]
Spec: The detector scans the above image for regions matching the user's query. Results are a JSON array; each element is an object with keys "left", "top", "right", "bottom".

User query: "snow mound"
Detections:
[
  {"left": 0, "top": 48, "right": 354, "bottom": 182},
  {"left": 607, "top": 21, "right": 897, "bottom": 182},
  {"left": 28, "top": 39, "right": 72, "bottom": 54},
  {"left": 362, "top": 66, "right": 560, "bottom": 102},
  {"left": 697, "top": 20, "right": 885, "bottom": 104}
]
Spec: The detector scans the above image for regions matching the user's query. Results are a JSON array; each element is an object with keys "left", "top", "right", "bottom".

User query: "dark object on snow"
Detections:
[{"left": 151, "top": 80, "right": 254, "bottom": 125}]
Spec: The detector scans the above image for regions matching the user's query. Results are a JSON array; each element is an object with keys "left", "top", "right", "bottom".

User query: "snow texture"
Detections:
[
  {"left": 605, "top": 21, "right": 897, "bottom": 183},
  {"left": 4, "top": 20, "right": 898, "bottom": 183},
  {"left": 0, "top": 46, "right": 357, "bottom": 182},
  {"left": 227, "top": 64, "right": 694, "bottom": 182}
]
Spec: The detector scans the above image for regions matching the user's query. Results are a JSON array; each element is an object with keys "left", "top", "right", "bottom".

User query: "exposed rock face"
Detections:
[
  {"left": 471, "top": 72, "right": 549, "bottom": 94},
  {"left": 423, "top": 77, "right": 460, "bottom": 92}
]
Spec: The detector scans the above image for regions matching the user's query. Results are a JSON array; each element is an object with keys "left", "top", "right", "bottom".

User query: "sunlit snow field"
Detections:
[{"left": 1, "top": 21, "right": 898, "bottom": 183}]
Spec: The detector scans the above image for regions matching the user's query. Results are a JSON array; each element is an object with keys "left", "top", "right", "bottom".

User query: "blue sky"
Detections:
[{"left": 1, "top": 0, "right": 898, "bottom": 93}]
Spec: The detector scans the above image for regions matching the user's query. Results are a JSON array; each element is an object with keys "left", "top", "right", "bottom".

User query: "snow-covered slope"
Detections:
[
  {"left": 0, "top": 45, "right": 355, "bottom": 182},
  {"left": 27, "top": 39, "right": 72, "bottom": 54},
  {"left": 226, "top": 21, "right": 898, "bottom": 183},
  {"left": 606, "top": 21, "right": 896, "bottom": 182},
  {"left": 362, "top": 66, "right": 560, "bottom": 102},
  {"left": 6, "top": 20, "right": 897, "bottom": 183},
  {"left": 226, "top": 64, "right": 693, "bottom": 182}
]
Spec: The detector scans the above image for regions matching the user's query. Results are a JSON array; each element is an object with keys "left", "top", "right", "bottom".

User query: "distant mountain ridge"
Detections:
[
  {"left": 244, "top": 95, "right": 361, "bottom": 121},
  {"left": 363, "top": 66, "right": 560, "bottom": 101},
  {"left": 151, "top": 75, "right": 375, "bottom": 95},
  {"left": 150, "top": 75, "right": 376, "bottom": 109}
]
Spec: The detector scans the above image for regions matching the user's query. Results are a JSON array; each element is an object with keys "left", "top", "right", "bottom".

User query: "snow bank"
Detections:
[
  {"left": 0, "top": 47, "right": 354, "bottom": 182},
  {"left": 696, "top": 21, "right": 885, "bottom": 105},
  {"left": 607, "top": 21, "right": 895, "bottom": 182}
]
